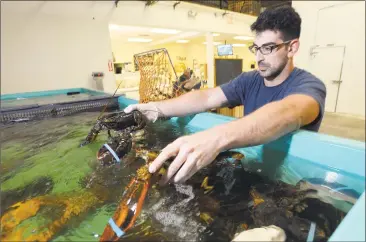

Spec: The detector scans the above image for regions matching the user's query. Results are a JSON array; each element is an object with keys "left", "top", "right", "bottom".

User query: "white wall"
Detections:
[
  {"left": 186, "top": 44, "right": 207, "bottom": 67},
  {"left": 111, "top": 1, "right": 256, "bottom": 36},
  {"left": 1, "top": 1, "right": 117, "bottom": 94},
  {"left": 293, "top": 1, "right": 365, "bottom": 117},
  {"left": 110, "top": 40, "right": 148, "bottom": 64}
]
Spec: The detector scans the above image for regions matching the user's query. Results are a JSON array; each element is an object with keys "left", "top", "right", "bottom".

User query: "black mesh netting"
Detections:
[{"left": 0, "top": 96, "right": 120, "bottom": 124}]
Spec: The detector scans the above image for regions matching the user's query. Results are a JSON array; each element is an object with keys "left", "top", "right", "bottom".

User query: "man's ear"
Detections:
[{"left": 288, "top": 39, "right": 300, "bottom": 58}]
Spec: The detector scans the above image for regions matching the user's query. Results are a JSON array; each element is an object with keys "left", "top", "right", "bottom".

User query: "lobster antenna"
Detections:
[{"left": 96, "top": 79, "right": 123, "bottom": 121}]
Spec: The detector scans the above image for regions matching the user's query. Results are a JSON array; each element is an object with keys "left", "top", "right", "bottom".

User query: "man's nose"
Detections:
[{"left": 256, "top": 51, "right": 265, "bottom": 62}]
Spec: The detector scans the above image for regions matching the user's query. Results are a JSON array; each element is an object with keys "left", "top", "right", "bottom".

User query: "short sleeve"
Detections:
[
  {"left": 285, "top": 77, "right": 327, "bottom": 130},
  {"left": 219, "top": 72, "right": 248, "bottom": 108}
]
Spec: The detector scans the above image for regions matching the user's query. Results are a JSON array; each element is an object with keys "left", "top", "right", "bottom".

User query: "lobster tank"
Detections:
[
  {"left": 0, "top": 88, "right": 364, "bottom": 241},
  {"left": 118, "top": 96, "right": 366, "bottom": 242},
  {"left": 0, "top": 88, "right": 122, "bottom": 123}
]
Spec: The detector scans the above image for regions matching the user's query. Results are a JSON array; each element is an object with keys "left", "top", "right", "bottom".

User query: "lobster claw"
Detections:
[
  {"left": 80, "top": 121, "right": 102, "bottom": 147},
  {"left": 80, "top": 134, "right": 96, "bottom": 147},
  {"left": 100, "top": 168, "right": 151, "bottom": 241}
]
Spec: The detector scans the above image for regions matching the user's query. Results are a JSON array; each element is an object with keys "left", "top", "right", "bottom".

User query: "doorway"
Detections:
[
  {"left": 309, "top": 46, "right": 345, "bottom": 113},
  {"left": 214, "top": 58, "right": 243, "bottom": 86},
  {"left": 214, "top": 58, "right": 244, "bottom": 117}
]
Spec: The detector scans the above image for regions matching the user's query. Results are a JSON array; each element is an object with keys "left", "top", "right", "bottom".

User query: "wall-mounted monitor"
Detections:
[{"left": 217, "top": 44, "right": 233, "bottom": 56}]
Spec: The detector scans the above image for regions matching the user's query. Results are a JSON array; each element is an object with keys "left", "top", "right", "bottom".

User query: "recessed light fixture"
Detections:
[
  {"left": 203, "top": 42, "right": 222, "bottom": 45},
  {"left": 176, "top": 40, "right": 190, "bottom": 43},
  {"left": 150, "top": 28, "right": 181, "bottom": 34},
  {"left": 232, "top": 43, "right": 247, "bottom": 47},
  {"left": 234, "top": 36, "right": 254, "bottom": 40},
  {"left": 128, "top": 38, "right": 153, "bottom": 43}
]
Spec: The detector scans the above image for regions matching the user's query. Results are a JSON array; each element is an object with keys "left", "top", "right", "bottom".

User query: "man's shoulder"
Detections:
[
  {"left": 290, "top": 68, "right": 325, "bottom": 88},
  {"left": 219, "top": 70, "right": 261, "bottom": 104},
  {"left": 232, "top": 70, "right": 261, "bottom": 85},
  {"left": 285, "top": 68, "right": 327, "bottom": 107},
  {"left": 238, "top": 70, "right": 260, "bottom": 79}
]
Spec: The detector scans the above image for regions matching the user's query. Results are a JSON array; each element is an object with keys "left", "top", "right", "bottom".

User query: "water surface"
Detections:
[{"left": 0, "top": 112, "right": 358, "bottom": 241}]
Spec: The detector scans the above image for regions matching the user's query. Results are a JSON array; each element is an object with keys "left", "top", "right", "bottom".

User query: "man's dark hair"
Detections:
[{"left": 250, "top": 5, "right": 302, "bottom": 41}]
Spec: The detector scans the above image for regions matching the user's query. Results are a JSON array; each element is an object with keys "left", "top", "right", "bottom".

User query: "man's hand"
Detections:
[
  {"left": 149, "top": 129, "right": 226, "bottom": 185},
  {"left": 147, "top": 93, "right": 321, "bottom": 185},
  {"left": 124, "top": 102, "right": 164, "bottom": 122},
  {"left": 183, "top": 77, "right": 201, "bottom": 90}
]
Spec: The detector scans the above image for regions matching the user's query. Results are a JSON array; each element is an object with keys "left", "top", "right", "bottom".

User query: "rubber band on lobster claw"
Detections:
[
  {"left": 108, "top": 218, "right": 125, "bottom": 237},
  {"left": 102, "top": 143, "right": 121, "bottom": 163},
  {"left": 99, "top": 164, "right": 151, "bottom": 241}
]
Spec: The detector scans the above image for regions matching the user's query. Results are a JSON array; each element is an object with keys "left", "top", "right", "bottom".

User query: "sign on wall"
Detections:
[{"left": 108, "top": 60, "right": 113, "bottom": 72}]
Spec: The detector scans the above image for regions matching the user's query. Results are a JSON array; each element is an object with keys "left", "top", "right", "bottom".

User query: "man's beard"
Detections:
[{"left": 258, "top": 59, "right": 288, "bottom": 81}]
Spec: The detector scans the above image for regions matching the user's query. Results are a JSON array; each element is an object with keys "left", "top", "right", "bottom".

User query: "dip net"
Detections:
[{"left": 134, "top": 48, "right": 185, "bottom": 104}]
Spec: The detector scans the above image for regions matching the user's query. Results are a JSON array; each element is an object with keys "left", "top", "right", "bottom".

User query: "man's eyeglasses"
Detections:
[{"left": 249, "top": 40, "right": 292, "bottom": 55}]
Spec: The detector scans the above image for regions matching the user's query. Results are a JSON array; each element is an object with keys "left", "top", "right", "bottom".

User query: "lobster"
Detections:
[
  {"left": 99, "top": 150, "right": 159, "bottom": 241},
  {"left": 80, "top": 109, "right": 161, "bottom": 240}
]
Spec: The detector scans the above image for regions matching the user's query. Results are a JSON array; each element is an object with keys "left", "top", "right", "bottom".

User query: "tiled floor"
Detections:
[{"left": 319, "top": 112, "right": 365, "bottom": 142}]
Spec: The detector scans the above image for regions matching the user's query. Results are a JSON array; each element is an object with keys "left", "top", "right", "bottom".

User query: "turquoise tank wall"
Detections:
[{"left": 0, "top": 88, "right": 106, "bottom": 100}]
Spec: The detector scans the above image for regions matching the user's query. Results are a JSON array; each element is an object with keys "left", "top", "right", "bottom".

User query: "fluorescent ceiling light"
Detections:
[
  {"left": 109, "top": 24, "right": 147, "bottom": 32},
  {"left": 109, "top": 24, "right": 121, "bottom": 31},
  {"left": 176, "top": 32, "right": 200, "bottom": 38},
  {"left": 128, "top": 38, "right": 152, "bottom": 43},
  {"left": 232, "top": 43, "right": 247, "bottom": 47},
  {"left": 176, "top": 40, "right": 190, "bottom": 43},
  {"left": 213, "top": 33, "right": 220, "bottom": 36},
  {"left": 203, "top": 42, "right": 222, "bottom": 45},
  {"left": 234, "top": 36, "right": 254, "bottom": 40},
  {"left": 150, "top": 28, "right": 181, "bottom": 34}
]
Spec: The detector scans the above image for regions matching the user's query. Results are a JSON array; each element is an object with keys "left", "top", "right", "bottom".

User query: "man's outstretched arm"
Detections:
[
  {"left": 155, "top": 86, "right": 229, "bottom": 117},
  {"left": 124, "top": 86, "right": 229, "bottom": 121},
  {"left": 216, "top": 93, "right": 320, "bottom": 149},
  {"left": 149, "top": 93, "right": 320, "bottom": 184}
]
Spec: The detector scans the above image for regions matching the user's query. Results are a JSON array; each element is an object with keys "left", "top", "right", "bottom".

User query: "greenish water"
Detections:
[
  {"left": 0, "top": 111, "right": 201, "bottom": 241},
  {"left": 0, "top": 111, "right": 358, "bottom": 241}
]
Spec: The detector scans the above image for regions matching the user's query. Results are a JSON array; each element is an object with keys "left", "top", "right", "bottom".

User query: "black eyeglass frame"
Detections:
[{"left": 248, "top": 40, "right": 293, "bottom": 55}]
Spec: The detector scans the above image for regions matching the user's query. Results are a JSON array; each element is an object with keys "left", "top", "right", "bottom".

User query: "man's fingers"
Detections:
[
  {"left": 185, "top": 159, "right": 201, "bottom": 183},
  {"left": 159, "top": 145, "right": 192, "bottom": 185},
  {"left": 124, "top": 105, "right": 137, "bottom": 113},
  {"left": 148, "top": 138, "right": 186, "bottom": 173},
  {"left": 178, "top": 160, "right": 200, "bottom": 184},
  {"left": 124, "top": 103, "right": 159, "bottom": 122},
  {"left": 149, "top": 143, "right": 179, "bottom": 173},
  {"left": 173, "top": 153, "right": 197, "bottom": 183}
]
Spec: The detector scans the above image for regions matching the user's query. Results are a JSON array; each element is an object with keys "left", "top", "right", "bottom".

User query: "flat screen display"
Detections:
[{"left": 217, "top": 44, "right": 233, "bottom": 56}]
